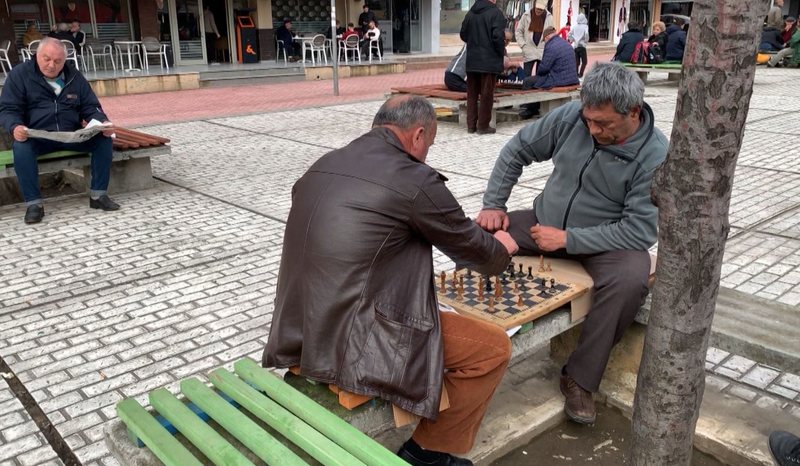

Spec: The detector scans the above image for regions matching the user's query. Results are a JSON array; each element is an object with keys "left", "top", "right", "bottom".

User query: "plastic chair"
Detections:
[
  {"left": 22, "top": 39, "right": 41, "bottom": 62},
  {"left": 368, "top": 36, "right": 382, "bottom": 63},
  {"left": 276, "top": 38, "right": 287, "bottom": 64},
  {"left": 310, "top": 34, "right": 328, "bottom": 65},
  {"left": 0, "top": 40, "right": 12, "bottom": 76},
  {"left": 84, "top": 39, "right": 116, "bottom": 71},
  {"left": 338, "top": 35, "right": 361, "bottom": 64},
  {"left": 142, "top": 36, "right": 169, "bottom": 71},
  {"left": 61, "top": 40, "right": 80, "bottom": 70}
]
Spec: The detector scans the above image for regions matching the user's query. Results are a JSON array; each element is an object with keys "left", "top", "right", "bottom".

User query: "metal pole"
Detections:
[{"left": 331, "top": 0, "right": 339, "bottom": 96}]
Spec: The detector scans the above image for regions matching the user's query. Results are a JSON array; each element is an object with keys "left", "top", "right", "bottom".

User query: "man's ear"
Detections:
[{"left": 412, "top": 126, "right": 426, "bottom": 148}]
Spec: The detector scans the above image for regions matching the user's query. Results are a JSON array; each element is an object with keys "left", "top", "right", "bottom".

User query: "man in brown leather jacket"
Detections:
[{"left": 263, "top": 95, "right": 519, "bottom": 466}]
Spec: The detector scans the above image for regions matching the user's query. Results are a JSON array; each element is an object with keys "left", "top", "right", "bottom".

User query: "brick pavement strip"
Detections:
[{"left": 0, "top": 378, "right": 61, "bottom": 465}]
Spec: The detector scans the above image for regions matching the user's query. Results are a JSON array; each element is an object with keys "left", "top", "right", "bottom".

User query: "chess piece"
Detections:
[
  {"left": 539, "top": 255, "right": 545, "bottom": 272},
  {"left": 453, "top": 270, "right": 458, "bottom": 285},
  {"left": 546, "top": 261, "right": 552, "bottom": 272},
  {"left": 518, "top": 263, "right": 524, "bottom": 278},
  {"left": 549, "top": 278, "right": 557, "bottom": 293},
  {"left": 507, "top": 261, "right": 515, "bottom": 275},
  {"left": 466, "top": 269, "right": 473, "bottom": 278},
  {"left": 495, "top": 279, "right": 503, "bottom": 298},
  {"left": 477, "top": 277, "right": 484, "bottom": 300},
  {"left": 484, "top": 275, "right": 492, "bottom": 293},
  {"left": 457, "top": 286, "right": 463, "bottom": 301},
  {"left": 488, "top": 296, "right": 495, "bottom": 311},
  {"left": 513, "top": 282, "right": 519, "bottom": 294},
  {"left": 440, "top": 271, "right": 446, "bottom": 293},
  {"left": 459, "top": 276, "right": 464, "bottom": 288},
  {"left": 517, "top": 295, "right": 524, "bottom": 306},
  {"left": 541, "top": 277, "right": 547, "bottom": 288},
  {"left": 527, "top": 266, "right": 534, "bottom": 280}
]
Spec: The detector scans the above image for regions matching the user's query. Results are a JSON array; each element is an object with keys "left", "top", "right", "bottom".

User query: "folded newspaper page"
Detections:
[{"left": 26, "top": 120, "right": 114, "bottom": 144}]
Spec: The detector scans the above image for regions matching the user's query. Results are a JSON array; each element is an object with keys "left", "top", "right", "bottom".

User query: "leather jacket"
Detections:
[{"left": 263, "top": 127, "right": 510, "bottom": 419}]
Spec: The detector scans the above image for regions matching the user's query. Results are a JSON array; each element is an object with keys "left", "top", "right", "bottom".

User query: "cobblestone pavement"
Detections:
[{"left": 1, "top": 67, "right": 800, "bottom": 465}]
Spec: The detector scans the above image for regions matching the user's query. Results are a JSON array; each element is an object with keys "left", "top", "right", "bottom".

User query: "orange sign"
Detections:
[{"left": 246, "top": 44, "right": 255, "bottom": 55}]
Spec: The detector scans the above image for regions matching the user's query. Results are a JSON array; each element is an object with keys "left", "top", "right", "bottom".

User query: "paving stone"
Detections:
[
  {"left": 766, "top": 383, "right": 799, "bottom": 401},
  {"left": 776, "top": 372, "right": 800, "bottom": 392},
  {"left": 727, "top": 384, "right": 759, "bottom": 402},
  {"left": 740, "top": 365, "right": 782, "bottom": 390},
  {"left": 721, "top": 355, "right": 757, "bottom": 374},
  {"left": 706, "top": 347, "right": 730, "bottom": 365},
  {"left": 704, "top": 375, "right": 730, "bottom": 392}
]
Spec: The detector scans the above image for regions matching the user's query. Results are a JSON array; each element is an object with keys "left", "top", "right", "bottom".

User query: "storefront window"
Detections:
[
  {"left": 440, "top": 0, "right": 472, "bottom": 34},
  {"left": 93, "top": 0, "right": 132, "bottom": 40},
  {"left": 8, "top": 0, "right": 50, "bottom": 48},
  {"left": 271, "top": 0, "right": 331, "bottom": 34}
]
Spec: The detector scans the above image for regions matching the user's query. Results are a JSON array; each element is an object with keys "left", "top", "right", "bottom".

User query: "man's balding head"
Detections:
[
  {"left": 373, "top": 95, "right": 438, "bottom": 162},
  {"left": 36, "top": 37, "right": 67, "bottom": 78}
]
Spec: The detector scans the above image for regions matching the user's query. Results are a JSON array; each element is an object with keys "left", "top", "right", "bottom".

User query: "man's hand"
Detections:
[
  {"left": 13, "top": 126, "right": 28, "bottom": 142},
  {"left": 476, "top": 209, "right": 509, "bottom": 232},
  {"left": 530, "top": 224, "right": 567, "bottom": 251},
  {"left": 101, "top": 120, "right": 115, "bottom": 137},
  {"left": 494, "top": 230, "right": 519, "bottom": 255},
  {"left": 216, "top": 33, "right": 221, "bottom": 39}
]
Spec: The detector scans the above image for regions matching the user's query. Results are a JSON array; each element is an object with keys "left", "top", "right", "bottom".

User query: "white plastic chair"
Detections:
[
  {"left": 0, "top": 40, "right": 12, "bottom": 76},
  {"left": 61, "top": 40, "right": 80, "bottom": 70},
  {"left": 142, "top": 36, "right": 169, "bottom": 71},
  {"left": 84, "top": 39, "right": 116, "bottom": 71},
  {"left": 310, "top": 34, "right": 328, "bottom": 65},
  {"left": 368, "top": 37, "right": 382, "bottom": 63},
  {"left": 338, "top": 35, "right": 361, "bottom": 64},
  {"left": 21, "top": 39, "right": 41, "bottom": 62}
]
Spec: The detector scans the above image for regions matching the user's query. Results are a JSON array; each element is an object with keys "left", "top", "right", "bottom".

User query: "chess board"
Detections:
[{"left": 436, "top": 264, "right": 589, "bottom": 330}]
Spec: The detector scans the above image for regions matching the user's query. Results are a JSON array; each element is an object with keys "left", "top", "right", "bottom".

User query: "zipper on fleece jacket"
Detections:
[{"left": 562, "top": 147, "right": 598, "bottom": 230}]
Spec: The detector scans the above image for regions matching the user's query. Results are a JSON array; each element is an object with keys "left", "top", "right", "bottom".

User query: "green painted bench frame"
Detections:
[{"left": 116, "top": 358, "right": 409, "bottom": 466}]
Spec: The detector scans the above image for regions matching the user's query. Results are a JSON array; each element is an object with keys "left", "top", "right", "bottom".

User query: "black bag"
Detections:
[{"left": 648, "top": 42, "right": 665, "bottom": 64}]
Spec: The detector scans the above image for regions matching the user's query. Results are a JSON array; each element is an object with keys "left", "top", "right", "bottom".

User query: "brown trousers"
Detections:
[
  {"left": 412, "top": 311, "right": 511, "bottom": 453},
  {"left": 466, "top": 72, "right": 496, "bottom": 131},
  {"left": 507, "top": 209, "right": 651, "bottom": 392}
]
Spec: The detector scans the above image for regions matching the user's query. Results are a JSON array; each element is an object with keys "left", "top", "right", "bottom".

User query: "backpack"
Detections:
[
  {"left": 647, "top": 42, "right": 665, "bottom": 64},
  {"left": 630, "top": 40, "right": 650, "bottom": 64}
]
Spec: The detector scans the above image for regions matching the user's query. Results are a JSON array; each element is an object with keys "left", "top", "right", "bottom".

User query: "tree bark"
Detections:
[{"left": 631, "top": 1, "right": 770, "bottom": 464}]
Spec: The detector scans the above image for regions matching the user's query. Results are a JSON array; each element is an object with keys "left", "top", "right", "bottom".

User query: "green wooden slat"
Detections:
[
  {"left": 149, "top": 388, "right": 255, "bottom": 466},
  {"left": 116, "top": 398, "right": 203, "bottom": 466},
  {"left": 233, "top": 359, "right": 409, "bottom": 466},
  {"left": 0, "top": 149, "right": 88, "bottom": 168},
  {"left": 208, "top": 368, "right": 367, "bottom": 466},
  {"left": 180, "top": 378, "right": 309, "bottom": 466}
]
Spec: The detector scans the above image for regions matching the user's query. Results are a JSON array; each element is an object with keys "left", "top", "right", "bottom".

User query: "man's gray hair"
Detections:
[
  {"left": 580, "top": 62, "right": 644, "bottom": 114},
  {"left": 373, "top": 95, "right": 437, "bottom": 130},
  {"left": 39, "top": 37, "right": 68, "bottom": 55}
]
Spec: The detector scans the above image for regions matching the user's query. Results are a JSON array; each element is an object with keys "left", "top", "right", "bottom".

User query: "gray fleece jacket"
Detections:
[{"left": 483, "top": 101, "right": 667, "bottom": 254}]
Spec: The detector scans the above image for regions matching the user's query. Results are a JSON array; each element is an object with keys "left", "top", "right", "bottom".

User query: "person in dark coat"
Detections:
[
  {"left": 459, "top": 0, "right": 506, "bottom": 134},
  {"left": 760, "top": 26, "right": 785, "bottom": 51},
  {"left": 613, "top": 22, "right": 644, "bottom": 63},
  {"left": 263, "top": 95, "right": 518, "bottom": 466},
  {"left": 519, "top": 27, "right": 579, "bottom": 119},
  {"left": 276, "top": 19, "right": 301, "bottom": 60},
  {"left": 665, "top": 18, "right": 686, "bottom": 62},
  {"left": 648, "top": 21, "right": 667, "bottom": 51},
  {"left": 0, "top": 38, "right": 119, "bottom": 224},
  {"left": 358, "top": 4, "right": 377, "bottom": 35}
]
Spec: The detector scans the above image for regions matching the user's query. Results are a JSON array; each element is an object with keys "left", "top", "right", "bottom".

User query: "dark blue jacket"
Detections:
[
  {"left": 665, "top": 27, "right": 686, "bottom": 61},
  {"left": 0, "top": 59, "right": 107, "bottom": 134},
  {"left": 614, "top": 29, "right": 645, "bottom": 62},
  {"left": 530, "top": 35, "right": 579, "bottom": 89}
]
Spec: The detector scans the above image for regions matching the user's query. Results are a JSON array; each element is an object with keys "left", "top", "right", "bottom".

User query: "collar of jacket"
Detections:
[
  {"left": 591, "top": 102, "right": 657, "bottom": 162},
  {"left": 369, "top": 126, "right": 449, "bottom": 181}
]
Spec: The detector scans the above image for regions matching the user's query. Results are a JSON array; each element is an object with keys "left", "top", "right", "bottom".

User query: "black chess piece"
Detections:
[
  {"left": 549, "top": 278, "right": 557, "bottom": 294},
  {"left": 466, "top": 269, "right": 473, "bottom": 278},
  {"left": 484, "top": 275, "right": 492, "bottom": 293},
  {"left": 527, "top": 266, "right": 534, "bottom": 280},
  {"left": 518, "top": 263, "right": 524, "bottom": 278},
  {"left": 500, "top": 271, "right": 508, "bottom": 285},
  {"left": 507, "top": 261, "right": 515, "bottom": 275}
]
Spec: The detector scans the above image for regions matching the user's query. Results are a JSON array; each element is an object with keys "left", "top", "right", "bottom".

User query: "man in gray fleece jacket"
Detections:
[{"left": 477, "top": 62, "right": 668, "bottom": 424}]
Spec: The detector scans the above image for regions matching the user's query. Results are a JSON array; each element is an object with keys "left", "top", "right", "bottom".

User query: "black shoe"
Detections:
[
  {"left": 24, "top": 204, "right": 44, "bottom": 224},
  {"left": 476, "top": 127, "right": 496, "bottom": 135},
  {"left": 467, "top": 127, "right": 476, "bottom": 134},
  {"left": 518, "top": 109, "right": 539, "bottom": 120},
  {"left": 89, "top": 195, "right": 120, "bottom": 211},
  {"left": 769, "top": 431, "right": 800, "bottom": 466},
  {"left": 397, "top": 440, "right": 473, "bottom": 466}
]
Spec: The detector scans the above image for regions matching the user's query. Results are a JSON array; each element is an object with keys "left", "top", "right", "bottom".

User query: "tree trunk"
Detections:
[{"left": 630, "top": 1, "right": 770, "bottom": 464}]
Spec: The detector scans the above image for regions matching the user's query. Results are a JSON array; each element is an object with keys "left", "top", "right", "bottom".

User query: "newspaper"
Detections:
[{"left": 25, "top": 119, "right": 114, "bottom": 143}]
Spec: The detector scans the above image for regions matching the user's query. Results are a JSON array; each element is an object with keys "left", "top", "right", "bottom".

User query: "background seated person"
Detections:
[
  {"left": 22, "top": 24, "right": 44, "bottom": 47},
  {"left": 342, "top": 22, "right": 359, "bottom": 40},
  {"left": 263, "top": 95, "right": 518, "bottom": 466},
  {"left": 500, "top": 30, "right": 525, "bottom": 82},
  {"left": 276, "top": 19, "right": 301, "bottom": 61},
  {"left": 613, "top": 22, "right": 644, "bottom": 63},
  {"left": 48, "top": 23, "right": 72, "bottom": 41},
  {"left": 769, "top": 20, "right": 800, "bottom": 67},
  {"left": 760, "top": 25, "right": 785, "bottom": 51},
  {"left": 0, "top": 38, "right": 119, "bottom": 224},
  {"left": 665, "top": 18, "right": 687, "bottom": 62},
  {"left": 444, "top": 45, "right": 467, "bottom": 92},
  {"left": 519, "top": 26, "right": 579, "bottom": 119},
  {"left": 361, "top": 20, "right": 381, "bottom": 58},
  {"left": 68, "top": 20, "right": 86, "bottom": 55},
  {"left": 326, "top": 20, "right": 346, "bottom": 39},
  {"left": 781, "top": 17, "right": 797, "bottom": 44}
]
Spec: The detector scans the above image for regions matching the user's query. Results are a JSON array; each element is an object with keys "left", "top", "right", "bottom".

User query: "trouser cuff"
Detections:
[
  {"left": 25, "top": 199, "right": 43, "bottom": 207},
  {"left": 90, "top": 190, "right": 107, "bottom": 199}
]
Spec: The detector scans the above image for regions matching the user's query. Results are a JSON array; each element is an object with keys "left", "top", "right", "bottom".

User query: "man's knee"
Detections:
[{"left": 599, "top": 251, "right": 650, "bottom": 299}]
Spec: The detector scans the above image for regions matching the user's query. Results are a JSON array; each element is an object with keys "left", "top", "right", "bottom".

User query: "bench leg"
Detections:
[
  {"left": 84, "top": 157, "right": 155, "bottom": 194},
  {"left": 667, "top": 72, "right": 680, "bottom": 82},
  {"left": 637, "top": 71, "right": 649, "bottom": 84},
  {"left": 540, "top": 98, "right": 569, "bottom": 115},
  {"left": 458, "top": 104, "right": 467, "bottom": 127}
]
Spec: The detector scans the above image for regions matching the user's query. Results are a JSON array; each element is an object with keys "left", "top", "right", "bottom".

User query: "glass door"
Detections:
[{"left": 169, "top": 0, "right": 206, "bottom": 64}]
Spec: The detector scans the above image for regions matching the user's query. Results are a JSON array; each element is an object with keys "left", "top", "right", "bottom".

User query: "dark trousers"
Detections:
[
  {"left": 574, "top": 46, "right": 588, "bottom": 77},
  {"left": 506, "top": 209, "right": 651, "bottom": 392},
  {"left": 466, "top": 72, "right": 496, "bottom": 131},
  {"left": 13, "top": 135, "right": 113, "bottom": 203},
  {"left": 523, "top": 59, "right": 541, "bottom": 77},
  {"left": 205, "top": 33, "right": 217, "bottom": 62},
  {"left": 444, "top": 71, "right": 467, "bottom": 92}
]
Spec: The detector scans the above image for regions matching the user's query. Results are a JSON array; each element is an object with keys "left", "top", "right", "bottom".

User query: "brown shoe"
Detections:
[{"left": 560, "top": 373, "right": 596, "bottom": 424}]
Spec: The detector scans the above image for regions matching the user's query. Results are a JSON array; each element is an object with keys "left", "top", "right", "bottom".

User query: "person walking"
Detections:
[
  {"left": 459, "top": 0, "right": 506, "bottom": 134},
  {"left": 568, "top": 13, "right": 589, "bottom": 78}
]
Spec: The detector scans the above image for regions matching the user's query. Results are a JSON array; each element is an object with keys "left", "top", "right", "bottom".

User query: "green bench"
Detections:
[
  {"left": 623, "top": 63, "right": 683, "bottom": 84},
  {"left": 0, "top": 128, "right": 170, "bottom": 205},
  {"left": 114, "top": 358, "right": 408, "bottom": 466}
]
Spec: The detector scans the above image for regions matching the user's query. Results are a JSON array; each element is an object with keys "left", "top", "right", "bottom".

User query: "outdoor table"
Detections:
[{"left": 115, "top": 40, "right": 142, "bottom": 72}]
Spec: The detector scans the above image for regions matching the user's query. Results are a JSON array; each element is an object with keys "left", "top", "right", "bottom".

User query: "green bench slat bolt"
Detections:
[
  {"left": 116, "top": 398, "right": 203, "bottom": 466},
  {"left": 234, "top": 358, "right": 410, "bottom": 466},
  {"left": 181, "top": 378, "right": 309, "bottom": 466},
  {"left": 149, "top": 388, "right": 256, "bottom": 466},
  {"left": 209, "top": 368, "right": 367, "bottom": 466}
]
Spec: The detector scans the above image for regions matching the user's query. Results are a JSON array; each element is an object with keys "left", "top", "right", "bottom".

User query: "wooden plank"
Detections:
[
  {"left": 208, "top": 368, "right": 367, "bottom": 466},
  {"left": 337, "top": 390, "right": 374, "bottom": 410},
  {"left": 116, "top": 398, "right": 203, "bottom": 466},
  {"left": 180, "top": 378, "right": 308, "bottom": 466},
  {"left": 149, "top": 388, "right": 255, "bottom": 466},
  {"left": 233, "top": 359, "right": 408, "bottom": 466}
]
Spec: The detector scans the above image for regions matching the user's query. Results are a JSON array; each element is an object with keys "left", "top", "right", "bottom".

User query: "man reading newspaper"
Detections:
[{"left": 0, "top": 37, "right": 119, "bottom": 224}]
